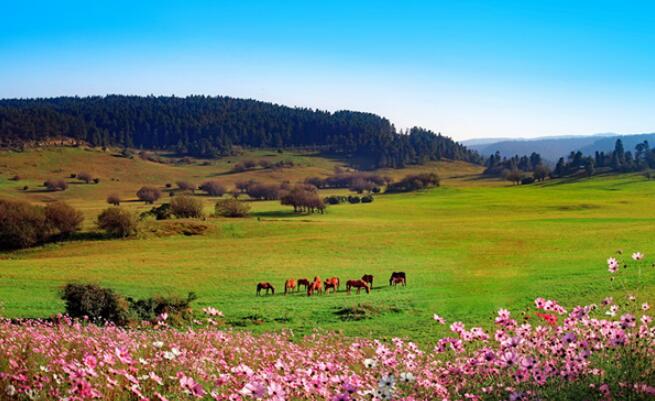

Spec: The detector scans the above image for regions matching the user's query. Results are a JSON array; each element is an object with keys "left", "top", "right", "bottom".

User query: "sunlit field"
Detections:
[{"left": 1, "top": 148, "right": 654, "bottom": 343}]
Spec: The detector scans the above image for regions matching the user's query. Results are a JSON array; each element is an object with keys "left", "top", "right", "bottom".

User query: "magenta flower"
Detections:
[{"left": 433, "top": 314, "right": 446, "bottom": 324}]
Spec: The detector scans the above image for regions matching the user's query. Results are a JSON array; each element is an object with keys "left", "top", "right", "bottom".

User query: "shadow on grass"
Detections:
[{"left": 252, "top": 210, "right": 312, "bottom": 219}]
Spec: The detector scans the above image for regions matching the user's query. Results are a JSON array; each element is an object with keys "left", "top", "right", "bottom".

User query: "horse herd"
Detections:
[{"left": 255, "top": 272, "right": 407, "bottom": 296}]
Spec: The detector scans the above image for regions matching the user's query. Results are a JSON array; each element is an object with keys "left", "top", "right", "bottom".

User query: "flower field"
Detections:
[{"left": 1, "top": 256, "right": 654, "bottom": 400}]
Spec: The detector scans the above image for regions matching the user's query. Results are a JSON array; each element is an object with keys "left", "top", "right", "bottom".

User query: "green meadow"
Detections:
[{"left": 1, "top": 148, "right": 654, "bottom": 343}]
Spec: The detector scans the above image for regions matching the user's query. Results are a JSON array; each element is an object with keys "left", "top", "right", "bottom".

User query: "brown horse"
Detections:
[
  {"left": 361, "top": 274, "right": 374, "bottom": 289},
  {"left": 389, "top": 272, "right": 406, "bottom": 286},
  {"left": 256, "top": 282, "right": 275, "bottom": 296},
  {"left": 346, "top": 279, "right": 370, "bottom": 294},
  {"left": 297, "top": 278, "right": 310, "bottom": 291},
  {"left": 391, "top": 276, "right": 405, "bottom": 287},
  {"left": 324, "top": 277, "right": 340, "bottom": 294},
  {"left": 284, "top": 279, "right": 297, "bottom": 295},
  {"left": 307, "top": 276, "right": 323, "bottom": 296}
]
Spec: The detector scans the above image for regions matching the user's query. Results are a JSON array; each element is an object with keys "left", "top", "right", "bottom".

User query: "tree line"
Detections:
[
  {"left": 553, "top": 139, "right": 655, "bottom": 177},
  {"left": 0, "top": 95, "right": 481, "bottom": 169}
]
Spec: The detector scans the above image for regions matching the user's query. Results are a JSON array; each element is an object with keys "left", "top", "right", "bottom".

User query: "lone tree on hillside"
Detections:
[
  {"left": 106, "top": 194, "right": 121, "bottom": 206},
  {"left": 136, "top": 186, "right": 161, "bottom": 204},
  {"left": 77, "top": 171, "right": 93, "bottom": 184}
]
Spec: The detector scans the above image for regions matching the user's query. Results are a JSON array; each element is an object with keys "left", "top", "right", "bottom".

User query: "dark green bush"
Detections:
[
  {"left": 128, "top": 292, "right": 197, "bottom": 325},
  {"left": 61, "top": 283, "right": 129, "bottom": 325},
  {"left": 361, "top": 195, "right": 374, "bottom": 203},
  {"left": 141, "top": 203, "right": 173, "bottom": 220}
]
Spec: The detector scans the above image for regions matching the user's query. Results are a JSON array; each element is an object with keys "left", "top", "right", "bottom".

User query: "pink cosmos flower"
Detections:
[
  {"left": 607, "top": 257, "right": 619, "bottom": 273},
  {"left": 433, "top": 314, "right": 446, "bottom": 324},
  {"left": 632, "top": 252, "right": 644, "bottom": 261}
]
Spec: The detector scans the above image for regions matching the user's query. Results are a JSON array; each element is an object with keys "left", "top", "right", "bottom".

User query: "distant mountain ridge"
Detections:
[{"left": 463, "top": 133, "right": 655, "bottom": 162}]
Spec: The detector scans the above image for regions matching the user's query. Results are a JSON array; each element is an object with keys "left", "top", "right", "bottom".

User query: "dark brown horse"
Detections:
[
  {"left": 389, "top": 272, "right": 406, "bottom": 286},
  {"left": 307, "top": 276, "right": 322, "bottom": 296},
  {"left": 324, "top": 277, "right": 340, "bottom": 294},
  {"left": 284, "top": 279, "right": 297, "bottom": 295},
  {"left": 390, "top": 276, "right": 405, "bottom": 287},
  {"left": 346, "top": 279, "right": 370, "bottom": 294},
  {"left": 361, "top": 274, "right": 374, "bottom": 289},
  {"left": 256, "top": 282, "right": 275, "bottom": 296},
  {"left": 297, "top": 278, "right": 310, "bottom": 291}
]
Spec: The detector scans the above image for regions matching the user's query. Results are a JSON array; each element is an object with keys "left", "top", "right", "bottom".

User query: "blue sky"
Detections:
[{"left": 1, "top": 1, "right": 654, "bottom": 140}]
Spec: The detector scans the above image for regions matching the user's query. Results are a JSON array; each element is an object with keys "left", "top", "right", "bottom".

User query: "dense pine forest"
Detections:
[{"left": 0, "top": 95, "right": 481, "bottom": 169}]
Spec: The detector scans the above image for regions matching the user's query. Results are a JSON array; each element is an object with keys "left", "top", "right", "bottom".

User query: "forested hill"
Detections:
[{"left": 0, "top": 95, "right": 481, "bottom": 169}]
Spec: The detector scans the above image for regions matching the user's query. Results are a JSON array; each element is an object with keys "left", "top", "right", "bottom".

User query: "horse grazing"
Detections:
[
  {"left": 324, "top": 277, "right": 340, "bottom": 294},
  {"left": 346, "top": 279, "right": 370, "bottom": 294},
  {"left": 361, "top": 274, "right": 374, "bottom": 289},
  {"left": 307, "top": 276, "right": 323, "bottom": 296},
  {"left": 256, "top": 282, "right": 275, "bottom": 296},
  {"left": 284, "top": 279, "right": 297, "bottom": 295},
  {"left": 391, "top": 276, "right": 405, "bottom": 287},
  {"left": 297, "top": 278, "right": 310, "bottom": 291},
  {"left": 389, "top": 272, "right": 406, "bottom": 286}
]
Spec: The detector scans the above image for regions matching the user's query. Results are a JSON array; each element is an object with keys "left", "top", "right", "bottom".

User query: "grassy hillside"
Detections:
[{"left": 0, "top": 147, "right": 653, "bottom": 343}]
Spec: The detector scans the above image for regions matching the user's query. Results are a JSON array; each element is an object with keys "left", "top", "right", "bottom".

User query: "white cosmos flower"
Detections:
[
  {"left": 399, "top": 372, "right": 415, "bottom": 383},
  {"left": 378, "top": 374, "right": 395, "bottom": 389},
  {"left": 363, "top": 358, "right": 377, "bottom": 368}
]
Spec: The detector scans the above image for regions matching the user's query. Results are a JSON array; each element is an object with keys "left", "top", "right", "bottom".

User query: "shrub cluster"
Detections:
[
  {"left": 324, "top": 195, "right": 374, "bottom": 205},
  {"left": 214, "top": 199, "right": 251, "bottom": 217},
  {"left": 0, "top": 199, "right": 84, "bottom": 250},
  {"left": 141, "top": 203, "right": 173, "bottom": 221},
  {"left": 137, "top": 186, "right": 162, "bottom": 204},
  {"left": 77, "top": 171, "right": 94, "bottom": 184},
  {"left": 44, "top": 201, "right": 84, "bottom": 236},
  {"left": 176, "top": 181, "right": 196, "bottom": 192},
  {"left": 305, "top": 171, "right": 387, "bottom": 193},
  {"left": 232, "top": 159, "right": 295, "bottom": 173},
  {"left": 61, "top": 284, "right": 129, "bottom": 326},
  {"left": 43, "top": 178, "right": 68, "bottom": 191},
  {"left": 61, "top": 283, "right": 197, "bottom": 326},
  {"left": 385, "top": 172, "right": 440, "bottom": 193},
  {"left": 199, "top": 180, "right": 226, "bottom": 196},
  {"left": 97, "top": 207, "right": 138, "bottom": 237},
  {"left": 170, "top": 196, "right": 204, "bottom": 218},
  {"left": 280, "top": 184, "right": 325, "bottom": 213},
  {"left": 128, "top": 292, "right": 197, "bottom": 325}
]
